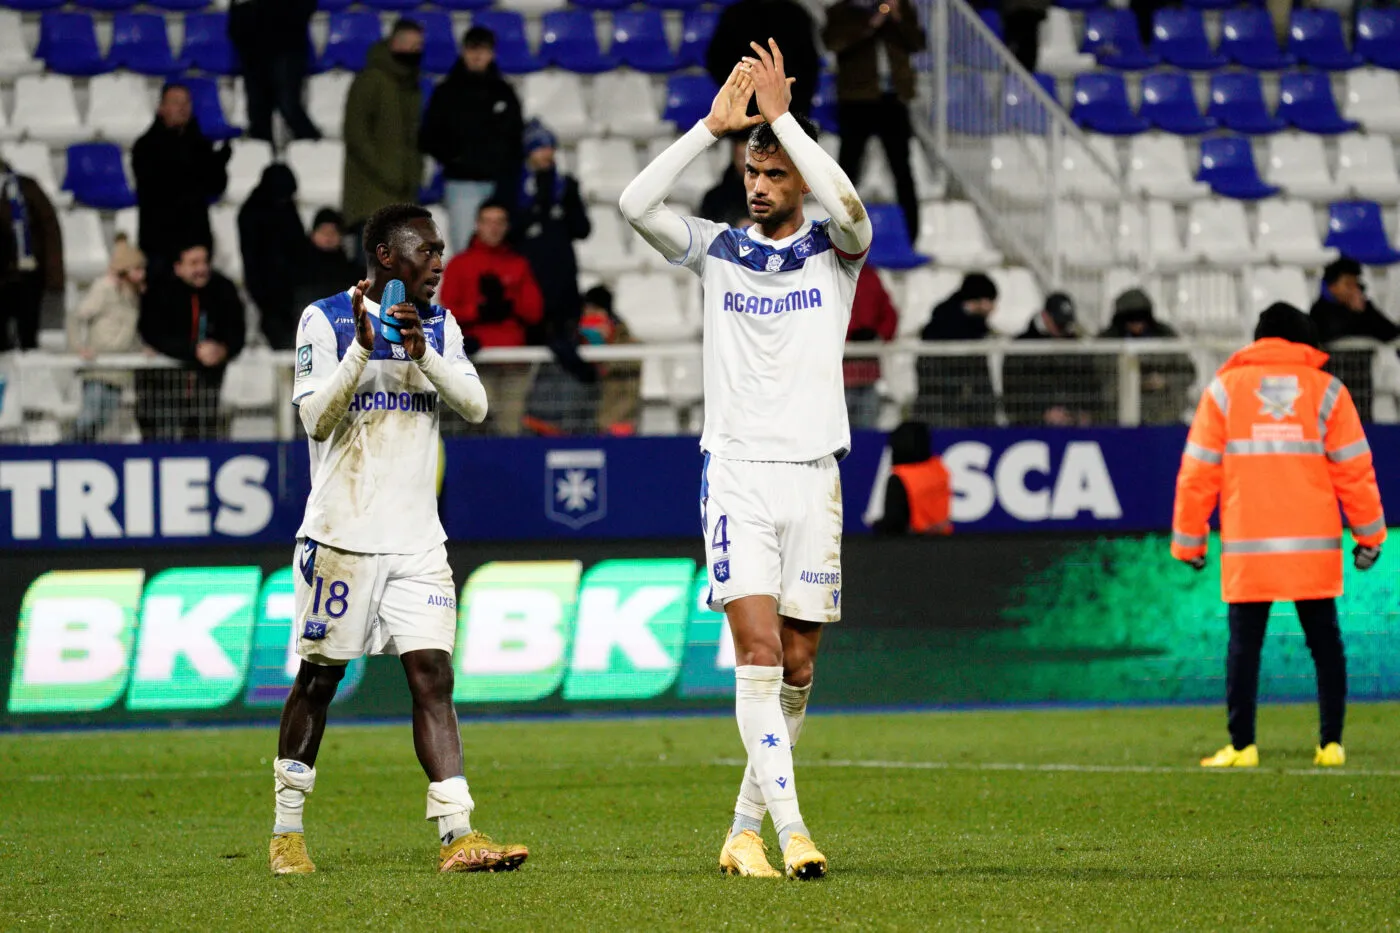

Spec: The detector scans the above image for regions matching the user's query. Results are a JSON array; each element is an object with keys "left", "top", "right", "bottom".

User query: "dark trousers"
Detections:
[
  {"left": 1, "top": 274, "right": 44, "bottom": 351},
  {"left": 837, "top": 95, "right": 919, "bottom": 243},
  {"left": 1226, "top": 599, "right": 1346, "bottom": 749},
  {"left": 245, "top": 51, "right": 321, "bottom": 142}
]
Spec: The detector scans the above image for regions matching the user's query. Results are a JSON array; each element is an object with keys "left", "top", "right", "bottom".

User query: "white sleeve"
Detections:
[
  {"left": 292, "top": 309, "right": 340, "bottom": 403},
  {"left": 770, "top": 112, "right": 873, "bottom": 262},
  {"left": 416, "top": 314, "right": 487, "bottom": 423},
  {"left": 619, "top": 120, "right": 728, "bottom": 270},
  {"left": 293, "top": 310, "right": 371, "bottom": 442}
]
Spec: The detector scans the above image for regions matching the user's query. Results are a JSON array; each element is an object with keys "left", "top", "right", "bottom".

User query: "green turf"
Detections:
[{"left": 4, "top": 704, "right": 1400, "bottom": 931}]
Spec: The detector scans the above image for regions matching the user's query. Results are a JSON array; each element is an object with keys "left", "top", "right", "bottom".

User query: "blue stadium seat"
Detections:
[
  {"left": 1288, "top": 8, "right": 1362, "bottom": 70},
  {"left": 570, "top": 0, "right": 630, "bottom": 10},
  {"left": 612, "top": 10, "right": 676, "bottom": 73},
  {"left": 677, "top": 8, "right": 718, "bottom": 68},
  {"left": 979, "top": 7, "right": 1003, "bottom": 38},
  {"left": 663, "top": 73, "right": 718, "bottom": 128},
  {"left": 146, "top": 0, "right": 209, "bottom": 11},
  {"left": 63, "top": 143, "right": 136, "bottom": 209},
  {"left": 317, "top": 11, "right": 382, "bottom": 72},
  {"left": 1184, "top": 0, "right": 1235, "bottom": 9},
  {"left": 1207, "top": 72, "right": 1285, "bottom": 134},
  {"left": 1277, "top": 71, "right": 1358, "bottom": 134},
  {"left": 1197, "top": 135, "right": 1280, "bottom": 199},
  {"left": 435, "top": 0, "right": 491, "bottom": 9},
  {"left": 1003, "top": 72, "right": 1059, "bottom": 134},
  {"left": 363, "top": 0, "right": 420, "bottom": 11},
  {"left": 473, "top": 11, "right": 540, "bottom": 74},
  {"left": 866, "top": 205, "right": 928, "bottom": 269},
  {"left": 182, "top": 13, "right": 238, "bottom": 75},
  {"left": 317, "top": 0, "right": 354, "bottom": 9},
  {"left": 1070, "top": 73, "right": 1150, "bottom": 135},
  {"left": 1152, "top": 8, "right": 1226, "bottom": 70},
  {"left": 1083, "top": 8, "right": 1160, "bottom": 69},
  {"left": 183, "top": 75, "right": 240, "bottom": 140},
  {"left": 948, "top": 72, "right": 995, "bottom": 134},
  {"left": 420, "top": 76, "right": 434, "bottom": 118},
  {"left": 38, "top": 12, "right": 107, "bottom": 76},
  {"left": 650, "top": 0, "right": 704, "bottom": 10},
  {"left": 1220, "top": 8, "right": 1296, "bottom": 69},
  {"left": 540, "top": 10, "right": 615, "bottom": 73},
  {"left": 4, "top": 0, "right": 63, "bottom": 10},
  {"left": 1357, "top": 8, "right": 1400, "bottom": 69},
  {"left": 1056, "top": 0, "right": 1102, "bottom": 10},
  {"left": 83, "top": 0, "right": 138, "bottom": 11},
  {"left": 108, "top": 12, "right": 178, "bottom": 75},
  {"left": 810, "top": 71, "right": 838, "bottom": 132},
  {"left": 1139, "top": 71, "right": 1216, "bottom": 134},
  {"left": 411, "top": 11, "right": 458, "bottom": 74},
  {"left": 1326, "top": 201, "right": 1400, "bottom": 265}
]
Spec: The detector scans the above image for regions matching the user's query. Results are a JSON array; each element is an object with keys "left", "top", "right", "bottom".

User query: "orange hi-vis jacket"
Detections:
[
  {"left": 1171, "top": 338, "right": 1386, "bottom": 604},
  {"left": 891, "top": 458, "right": 953, "bottom": 534}
]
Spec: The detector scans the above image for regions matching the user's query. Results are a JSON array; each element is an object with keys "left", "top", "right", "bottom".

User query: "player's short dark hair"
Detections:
[
  {"left": 747, "top": 113, "right": 820, "bottom": 158},
  {"left": 390, "top": 17, "right": 424, "bottom": 37},
  {"left": 1323, "top": 256, "right": 1363, "bottom": 284},
  {"left": 362, "top": 203, "right": 434, "bottom": 266}
]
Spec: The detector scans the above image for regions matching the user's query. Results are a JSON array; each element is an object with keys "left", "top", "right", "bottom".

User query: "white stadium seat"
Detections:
[
  {"left": 987, "top": 135, "right": 1048, "bottom": 205},
  {"left": 1172, "top": 271, "right": 1245, "bottom": 336},
  {"left": 615, "top": 272, "right": 696, "bottom": 342},
  {"left": 1127, "top": 135, "right": 1210, "bottom": 202},
  {"left": 1117, "top": 199, "right": 1193, "bottom": 271},
  {"left": 1038, "top": 9, "right": 1095, "bottom": 77},
  {"left": 286, "top": 140, "right": 344, "bottom": 208},
  {"left": 988, "top": 267, "right": 1043, "bottom": 336},
  {"left": 1265, "top": 134, "right": 1347, "bottom": 202},
  {"left": 1061, "top": 134, "right": 1120, "bottom": 200},
  {"left": 593, "top": 71, "right": 666, "bottom": 140},
  {"left": 576, "top": 209, "right": 642, "bottom": 275},
  {"left": 1186, "top": 199, "right": 1266, "bottom": 267},
  {"left": 224, "top": 138, "right": 274, "bottom": 204},
  {"left": 113, "top": 206, "right": 138, "bottom": 244},
  {"left": 577, "top": 137, "right": 640, "bottom": 203},
  {"left": 1, "top": 140, "right": 64, "bottom": 203},
  {"left": 1054, "top": 200, "right": 1116, "bottom": 270},
  {"left": 307, "top": 71, "right": 354, "bottom": 140},
  {"left": 898, "top": 267, "right": 963, "bottom": 336},
  {"left": 87, "top": 74, "right": 154, "bottom": 147},
  {"left": 1343, "top": 69, "right": 1400, "bottom": 136},
  {"left": 209, "top": 204, "right": 242, "bottom": 283},
  {"left": 13, "top": 74, "right": 86, "bottom": 147},
  {"left": 221, "top": 350, "right": 278, "bottom": 410},
  {"left": 1254, "top": 198, "right": 1338, "bottom": 267},
  {"left": 521, "top": 72, "right": 591, "bottom": 142},
  {"left": 60, "top": 209, "right": 109, "bottom": 283},
  {"left": 1336, "top": 132, "right": 1400, "bottom": 202},
  {"left": 1245, "top": 265, "right": 1311, "bottom": 314},
  {"left": 0, "top": 11, "right": 42, "bottom": 80},
  {"left": 915, "top": 201, "right": 1003, "bottom": 268}
]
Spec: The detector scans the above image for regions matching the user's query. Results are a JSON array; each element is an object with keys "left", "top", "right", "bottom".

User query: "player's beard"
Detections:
[{"left": 749, "top": 199, "right": 797, "bottom": 231}]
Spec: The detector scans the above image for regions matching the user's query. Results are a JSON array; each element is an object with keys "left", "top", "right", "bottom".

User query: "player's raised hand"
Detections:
[
  {"left": 350, "top": 279, "right": 374, "bottom": 352},
  {"left": 703, "top": 61, "right": 763, "bottom": 137},
  {"left": 746, "top": 39, "right": 794, "bottom": 124},
  {"left": 390, "top": 303, "right": 426, "bottom": 360}
]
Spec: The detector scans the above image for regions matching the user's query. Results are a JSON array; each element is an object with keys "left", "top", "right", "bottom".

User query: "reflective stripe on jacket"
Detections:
[
  {"left": 891, "top": 459, "right": 952, "bottom": 535},
  {"left": 1170, "top": 338, "right": 1386, "bottom": 603}
]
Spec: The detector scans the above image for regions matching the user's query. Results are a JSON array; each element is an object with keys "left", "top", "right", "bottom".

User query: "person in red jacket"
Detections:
[
  {"left": 843, "top": 264, "right": 899, "bottom": 429},
  {"left": 438, "top": 200, "right": 543, "bottom": 434}
]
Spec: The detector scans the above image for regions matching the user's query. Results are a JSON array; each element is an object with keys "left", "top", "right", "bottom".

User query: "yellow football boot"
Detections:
[
  {"left": 438, "top": 832, "right": 529, "bottom": 873},
  {"left": 1314, "top": 743, "right": 1346, "bottom": 767},
  {"left": 1200, "top": 744, "right": 1259, "bottom": 768},
  {"left": 269, "top": 832, "right": 315, "bottom": 875},
  {"left": 719, "top": 830, "right": 781, "bottom": 878},
  {"left": 782, "top": 833, "right": 828, "bottom": 880}
]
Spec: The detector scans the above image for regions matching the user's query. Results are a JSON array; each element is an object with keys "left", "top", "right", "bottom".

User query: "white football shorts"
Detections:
[
  {"left": 700, "top": 454, "right": 843, "bottom": 623},
  {"left": 292, "top": 538, "right": 458, "bottom": 665}
]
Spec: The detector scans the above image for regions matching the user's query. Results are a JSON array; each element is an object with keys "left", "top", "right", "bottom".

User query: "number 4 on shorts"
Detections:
[{"left": 711, "top": 514, "right": 730, "bottom": 553}]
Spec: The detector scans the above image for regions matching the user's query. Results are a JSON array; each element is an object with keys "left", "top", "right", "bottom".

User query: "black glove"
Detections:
[
  {"left": 1354, "top": 544, "right": 1381, "bottom": 571},
  {"left": 476, "top": 274, "right": 513, "bottom": 324},
  {"left": 1182, "top": 555, "right": 1206, "bottom": 571},
  {"left": 848, "top": 327, "right": 879, "bottom": 342}
]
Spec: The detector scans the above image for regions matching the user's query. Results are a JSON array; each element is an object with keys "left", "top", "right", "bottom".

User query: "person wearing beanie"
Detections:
[
  {"left": 420, "top": 25, "right": 524, "bottom": 253},
  {"left": 1172, "top": 301, "right": 1386, "bottom": 770},
  {"left": 914, "top": 272, "right": 998, "bottom": 426},
  {"left": 68, "top": 234, "right": 146, "bottom": 440},
  {"left": 1004, "top": 291, "right": 1107, "bottom": 426},
  {"left": 1309, "top": 257, "right": 1399, "bottom": 421},
  {"left": 511, "top": 117, "right": 590, "bottom": 342},
  {"left": 1097, "top": 286, "right": 1195, "bottom": 423},
  {"left": 1100, "top": 287, "right": 1176, "bottom": 339},
  {"left": 292, "top": 207, "right": 360, "bottom": 314},
  {"left": 238, "top": 163, "right": 305, "bottom": 349}
]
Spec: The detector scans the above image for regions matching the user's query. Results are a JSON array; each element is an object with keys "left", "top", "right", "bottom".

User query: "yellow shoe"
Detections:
[
  {"left": 782, "top": 833, "right": 827, "bottom": 881},
  {"left": 1200, "top": 744, "right": 1259, "bottom": 768},
  {"left": 438, "top": 832, "right": 529, "bottom": 873},
  {"left": 1315, "top": 743, "right": 1346, "bottom": 767},
  {"left": 269, "top": 832, "right": 315, "bottom": 875},
  {"left": 719, "top": 829, "right": 781, "bottom": 878}
]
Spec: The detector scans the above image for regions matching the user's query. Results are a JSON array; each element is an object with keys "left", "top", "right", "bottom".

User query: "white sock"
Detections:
[
  {"left": 734, "top": 666, "right": 807, "bottom": 850},
  {"left": 732, "top": 681, "right": 811, "bottom": 838},
  {"left": 426, "top": 776, "right": 474, "bottom": 844},
  {"left": 272, "top": 758, "right": 316, "bottom": 835}
]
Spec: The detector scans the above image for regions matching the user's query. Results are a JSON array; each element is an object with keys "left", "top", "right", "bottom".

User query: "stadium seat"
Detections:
[
  {"left": 210, "top": 203, "right": 242, "bottom": 281},
  {"left": 224, "top": 138, "right": 274, "bottom": 203},
  {"left": 1060, "top": 134, "right": 1120, "bottom": 199},
  {"left": 1198, "top": 135, "right": 1279, "bottom": 199},
  {"left": 317, "top": 12, "right": 382, "bottom": 72},
  {"left": 572, "top": 0, "right": 631, "bottom": 10},
  {"left": 364, "top": 0, "right": 422, "bottom": 10},
  {"left": 577, "top": 210, "right": 641, "bottom": 275},
  {"left": 1054, "top": 200, "right": 1116, "bottom": 270},
  {"left": 948, "top": 72, "right": 995, "bottom": 135},
  {"left": 540, "top": 10, "right": 615, "bottom": 73},
  {"left": 436, "top": 0, "right": 491, "bottom": 10},
  {"left": 1337, "top": 132, "right": 1400, "bottom": 201},
  {"left": 409, "top": 11, "right": 458, "bottom": 75},
  {"left": 0, "top": 101, "right": 15, "bottom": 144},
  {"left": 1207, "top": 72, "right": 1286, "bottom": 135},
  {"left": 1116, "top": 199, "right": 1194, "bottom": 269},
  {"left": 1039, "top": 9, "right": 1096, "bottom": 77},
  {"left": 987, "top": 267, "right": 1043, "bottom": 335},
  {"left": 677, "top": 8, "right": 718, "bottom": 68},
  {"left": 38, "top": 12, "right": 107, "bottom": 76},
  {"left": 1, "top": 141, "right": 63, "bottom": 203},
  {"left": 1172, "top": 270, "right": 1245, "bottom": 335},
  {"left": 107, "top": 12, "right": 178, "bottom": 75},
  {"left": 578, "top": 138, "right": 641, "bottom": 202},
  {"left": 307, "top": 71, "right": 353, "bottom": 139},
  {"left": 472, "top": 11, "right": 540, "bottom": 74},
  {"left": 286, "top": 141, "right": 343, "bottom": 207},
  {"left": 60, "top": 208, "right": 109, "bottom": 283},
  {"left": 1325, "top": 200, "right": 1400, "bottom": 264},
  {"left": 4, "top": 0, "right": 63, "bottom": 9},
  {"left": 1254, "top": 197, "right": 1339, "bottom": 265},
  {"left": 914, "top": 201, "right": 1003, "bottom": 269},
  {"left": 1220, "top": 7, "right": 1296, "bottom": 70},
  {"left": 147, "top": 0, "right": 210, "bottom": 11},
  {"left": 181, "top": 76, "right": 240, "bottom": 141},
  {"left": 1004, "top": 72, "right": 1060, "bottom": 134},
  {"left": 87, "top": 73, "right": 155, "bottom": 146},
  {"left": 900, "top": 267, "right": 963, "bottom": 336},
  {"left": 613, "top": 10, "right": 676, "bottom": 73},
  {"left": 1186, "top": 198, "right": 1266, "bottom": 266},
  {"left": 1082, "top": 8, "right": 1159, "bottom": 69},
  {"left": 616, "top": 274, "right": 694, "bottom": 341},
  {"left": 663, "top": 74, "right": 719, "bottom": 130},
  {"left": 1276, "top": 71, "right": 1358, "bottom": 135},
  {"left": 649, "top": 0, "right": 704, "bottom": 9},
  {"left": 1140, "top": 71, "right": 1216, "bottom": 134},
  {"left": 63, "top": 143, "right": 136, "bottom": 209},
  {"left": 0, "top": 11, "right": 42, "bottom": 80},
  {"left": 866, "top": 204, "right": 928, "bottom": 269},
  {"left": 181, "top": 13, "right": 238, "bottom": 75},
  {"left": 1152, "top": 8, "right": 1226, "bottom": 70},
  {"left": 12, "top": 75, "right": 86, "bottom": 147},
  {"left": 1265, "top": 134, "right": 1346, "bottom": 201},
  {"left": 1245, "top": 265, "right": 1311, "bottom": 313},
  {"left": 1071, "top": 73, "right": 1150, "bottom": 135},
  {"left": 317, "top": 0, "right": 353, "bottom": 9},
  {"left": 1127, "top": 134, "right": 1210, "bottom": 201},
  {"left": 594, "top": 72, "right": 666, "bottom": 139},
  {"left": 521, "top": 72, "right": 590, "bottom": 141},
  {"left": 418, "top": 161, "right": 443, "bottom": 205},
  {"left": 988, "top": 135, "right": 1048, "bottom": 204},
  {"left": 1357, "top": 8, "right": 1400, "bottom": 69},
  {"left": 1343, "top": 69, "right": 1400, "bottom": 135},
  {"left": 810, "top": 71, "right": 839, "bottom": 133},
  {"left": 1288, "top": 8, "right": 1362, "bottom": 70}
]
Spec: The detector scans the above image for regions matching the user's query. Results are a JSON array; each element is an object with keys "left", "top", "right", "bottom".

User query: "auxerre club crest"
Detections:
[
  {"left": 545, "top": 449, "right": 607, "bottom": 529},
  {"left": 765, "top": 253, "right": 784, "bottom": 272},
  {"left": 1256, "top": 375, "right": 1301, "bottom": 421}
]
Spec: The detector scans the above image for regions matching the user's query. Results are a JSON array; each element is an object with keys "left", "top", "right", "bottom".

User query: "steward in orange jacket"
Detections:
[
  {"left": 1171, "top": 303, "right": 1385, "bottom": 770},
  {"left": 873, "top": 421, "right": 952, "bottom": 536}
]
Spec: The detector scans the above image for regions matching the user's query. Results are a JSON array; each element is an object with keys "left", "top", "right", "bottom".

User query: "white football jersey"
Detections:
[
  {"left": 677, "top": 216, "right": 864, "bottom": 462},
  {"left": 292, "top": 290, "right": 478, "bottom": 554}
]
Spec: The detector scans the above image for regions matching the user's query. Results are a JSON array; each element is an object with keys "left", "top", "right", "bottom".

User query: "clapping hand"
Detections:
[
  {"left": 350, "top": 279, "right": 375, "bottom": 352},
  {"left": 703, "top": 61, "right": 763, "bottom": 137},
  {"left": 744, "top": 39, "right": 795, "bottom": 125}
]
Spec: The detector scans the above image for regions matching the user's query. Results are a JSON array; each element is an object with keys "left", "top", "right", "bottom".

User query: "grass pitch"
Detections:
[{"left": 5, "top": 704, "right": 1400, "bottom": 931}]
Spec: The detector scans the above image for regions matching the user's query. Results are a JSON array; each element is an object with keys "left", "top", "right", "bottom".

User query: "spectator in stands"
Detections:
[
  {"left": 916, "top": 272, "right": 998, "bottom": 426},
  {"left": 580, "top": 286, "right": 640, "bottom": 435},
  {"left": 1004, "top": 292, "right": 1106, "bottom": 426},
  {"left": 136, "top": 241, "right": 246, "bottom": 441},
  {"left": 706, "top": 0, "right": 820, "bottom": 115},
  {"left": 1099, "top": 287, "right": 1194, "bottom": 424},
  {"left": 439, "top": 201, "right": 543, "bottom": 435},
  {"left": 342, "top": 19, "right": 424, "bottom": 263},
  {"left": 845, "top": 264, "right": 899, "bottom": 429},
  {"left": 133, "top": 83, "right": 231, "bottom": 273},
  {"left": 513, "top": 120, "right": 590, "bottom": 342},
  {"left": 700, "top": 134, "right": 752, "bottom": 228},
  {"left": 238, "top": 164, "right": 304, "bottom": 350},
  {"left": 1002, "top": 0, "right": 1049, "bottom": 72},
  {"left": 523, "top": 320, "right": 599, "bottom": 437},
  {"left": 293, "top": 208, "right": 360, "bottom": 312},
  {"left": 823, "top": 0, "right": 926, "bottom": 242},
  {"left": 1310, "top": 257, "right": 1398, "bottom": 422},
  {"left": 0, "top": 158, "right": 62, "bottom": 352},
  {"left": 420, "top": 26, "right": 524, "bottom": 255},
  {"left": 228, "top": 0, "right": 321, "bottom": 143},
  {"left": 872, "top": 421, "right": 952, "bottom": 535},
  {"left": 68, "top": 234, "right": 145, "bottom": 442}
]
